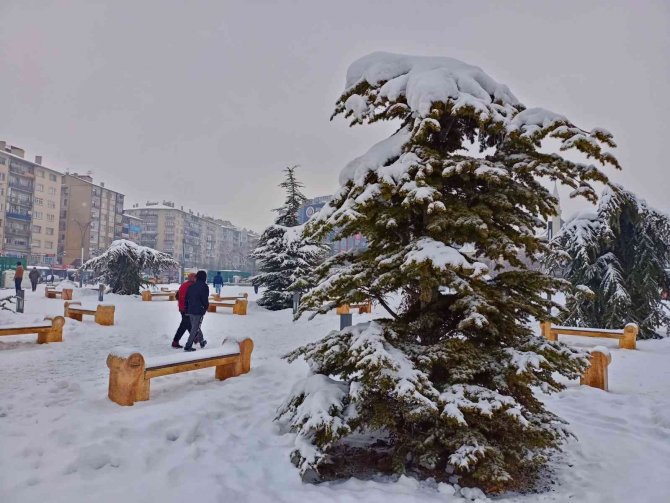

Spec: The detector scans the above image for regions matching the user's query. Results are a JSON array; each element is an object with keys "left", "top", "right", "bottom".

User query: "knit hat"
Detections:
[{"left": 196, "top": 270, "right": 207, "bottom": 282}]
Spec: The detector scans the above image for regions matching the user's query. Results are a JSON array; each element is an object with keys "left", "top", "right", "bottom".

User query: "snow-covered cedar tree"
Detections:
[
  {"left": 547, "top": 186, "right": 670, "bottom": 338},
  {"left": 81, "top": 239, "right": 179, "bottom": 295},
  {"left": 276, "top": 52, "right": 620, "bottom": 493},
  {"left": 251, "top": 167, "right": 329, "bottom": 310}
]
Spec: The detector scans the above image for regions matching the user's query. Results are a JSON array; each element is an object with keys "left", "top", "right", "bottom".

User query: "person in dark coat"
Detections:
[
  {"left": 213, "top": 272, "right": 224, "bottom": 295},
  {"left": 172, "top": 273, "right": 196, "bottom": 348},
  {"left": 184, "top": 270, "right": 209, "bottom": 352},
  {"left": 28, "top": 267, "right": 40, "bottom": 292}
]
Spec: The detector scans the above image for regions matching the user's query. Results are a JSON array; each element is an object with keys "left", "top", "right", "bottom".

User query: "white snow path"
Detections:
[{"left": 1, "top": 286, "right": 669, "bottom": 503}]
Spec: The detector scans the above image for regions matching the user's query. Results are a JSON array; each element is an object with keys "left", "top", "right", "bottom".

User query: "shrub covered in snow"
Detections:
[
  {"left": 252, "top": 166, "right": 329, "bottom": 310},
  {"left": 278, "top": 52, "right": 620, "bottom": 492},
  {"left": 82, "top": 239, "right": 179, "bottom": 295},
  {"left": 548, "top": 186, "right": 670, "bottom": 338}
]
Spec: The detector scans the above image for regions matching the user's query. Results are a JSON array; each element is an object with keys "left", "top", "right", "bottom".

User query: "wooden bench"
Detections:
[
  {"left": 540, "top": 321, "right": 638, "bottom": 350},
  {"left": 64, "top": 301, "right": 115, "bottom": 326},
  {"left": 0, "top": 316, "right": 65, "bottom": 344},
  {"left": 208, "top": 293, "right": 248, "bottom": 315},
  {"left": 45, "top": 286, "right": 73, "bottom": 300},
  {"left": 335, "top": 300, "right": 373, "bottom": 315},
  {"left": 141, "top": 290, "right": 176, "bottom": 301},
  {"left": 106, "top": 338, "right": 254, "bottom": 406},
  {"left": 580, "top": 347, "right": 612, "bottom": 391}
]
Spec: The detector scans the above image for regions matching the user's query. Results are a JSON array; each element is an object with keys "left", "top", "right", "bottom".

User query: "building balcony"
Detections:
[
  {"left": 8, "top": 180, "right": 34, "bottom": 192},
  {"left": 6, "top": 212, "right": 32, "bottom": 222}
]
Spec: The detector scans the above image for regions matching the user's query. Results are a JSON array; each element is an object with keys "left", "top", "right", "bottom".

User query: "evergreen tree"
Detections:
[
  {"left": 276, "top": 52, "right": 620, "bottom": 492},
  {"left": 275, "top": 165, "right": 307, "bottom": 227},
  {"left": 81, "top": 239, "right": 179, "bottom": 295},
  {"left": 251, "top": 167, "right": 328, "bottom": 310},
  {"left": 548, "top": 186, "right": 670, "bottom": 338}
]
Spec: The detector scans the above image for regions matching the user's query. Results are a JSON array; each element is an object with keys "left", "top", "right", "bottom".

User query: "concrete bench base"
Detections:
[
  {"left": 64, "top": 301, "right": 115, "bottom": 326},
  {"left": 106, "top": 338, "right": 254, "bottom": 406},
  {"left": 0, "top": 316, "right": 65, "bottom": 344}
]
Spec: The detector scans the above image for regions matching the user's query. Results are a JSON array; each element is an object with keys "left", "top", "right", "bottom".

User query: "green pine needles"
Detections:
[
  {"left": 276, "top": 53, "right": 621, "bottom": 493},
  {"left": 549, "top": 186, "right": 670, "bottom": 338}
]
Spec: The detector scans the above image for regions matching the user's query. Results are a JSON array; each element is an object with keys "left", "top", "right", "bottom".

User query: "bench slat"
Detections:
[
  {"left": 0, "top": 325, "right": 52, "bottom": 335},
  {"left": 145, "top": 354, "right": 240, "bottom": 379}
]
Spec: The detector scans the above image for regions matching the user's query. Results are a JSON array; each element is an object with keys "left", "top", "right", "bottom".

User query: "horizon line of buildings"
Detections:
[{"left": 0, "top": 141, "right": 258, "bottom": 273}]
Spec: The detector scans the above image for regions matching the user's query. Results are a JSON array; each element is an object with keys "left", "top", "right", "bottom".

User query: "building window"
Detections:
[
  {"left": 36, "top": 183, "right": 44, "bottom": 192},
  {"left": 46, "top": 227, "right": 54, "bottom": 235},
  {"left": 0, "top": 156, "right": 5, "bottom": 165},
  {"left": 32, "top": 225, "right": 42, "bottom": 233},
  {"left": 47, "top": 200, "right": 55, "bottom": 209},
  {"left": 47, "top": 214, "right": 55, "bottom": 222},
  {"left": 0, "top": 173, "right": 5, "bottom": 180},
  {"left": 38, "top": 170, "right": 45, "bottom": 178},
  {"left": 32, "top": 239, "right": 41, "bottom": 247},
  {"left": 49, "top": 173, "right": 57, "bottom": 182},
  {"left": 34, "top": 197, "right": 43, "bottom": 206},
  {"left": 48, "top": 187, "right": 56, "bottom": 195},
  {"left": 45, "top": 241, "right": 53, "bottom": 249},
  {"left": 34, "top": 211, "right": 43, "bottom": 220}
]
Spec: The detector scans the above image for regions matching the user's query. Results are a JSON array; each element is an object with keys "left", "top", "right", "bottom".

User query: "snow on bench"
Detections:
[
  {"left": 64, "top": 301, "right": 115, "bottom": 326},
  {"left": 0, "top": 316, "right": 65, "bottom": 344},
  {"left": 540, "top": 321, "right": 637, "bottom": 350},
  {"left": 106, "top": 338, "right": 254, "bottom": 406}
]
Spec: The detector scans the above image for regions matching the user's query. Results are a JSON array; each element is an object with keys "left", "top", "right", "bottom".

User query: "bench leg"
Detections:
[
  {"left": 69, "top": 313, "right": 83, "bottom": 322},
  {"left": 136, "top": 378, "right": 150, "bottom": 401},
  {"left": 215, "top": 362, "right": 240, "bottom": 380},
  {"left": 580, "top": 350, "right": 611, "bottom": 391},
  {"left": 141, "top": 291, "right": 152, "bottom": 301},
  {"left": 620, "top": 324, "right": 638, "bottom": 350},
  {"left": 233, "top": 300, "right": 248, "bottom": 315},
  {"left": 107, "top": 353, "right": 145, "bottom": 406},
  {"left": 95, "top": 306, "right": 115, "bottom": 326},
  {"left": 207, "top": 304, "right": 217, "bottom": 313}
]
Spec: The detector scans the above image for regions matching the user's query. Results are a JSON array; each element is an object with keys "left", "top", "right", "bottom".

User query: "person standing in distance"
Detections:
[
  {"left": 28, "top": 267, "right": 40, "bottom": 292},
  {"left": 14, "top": 262, "right": 24, "bottom": 294},
  {"left": 184, "top": 270, "right": 209, "bottom": 352},
  {"left": 213, "top": 271, "right": 224, "bottom": 296},
  {"left": 172, "top": 273, "right": 196, "bottom": 348}
]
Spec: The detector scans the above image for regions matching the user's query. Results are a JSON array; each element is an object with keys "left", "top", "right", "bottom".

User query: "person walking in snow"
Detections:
[
  {"left": 28, "top": 267, "right": 40, "bottom": 292},
  {"left": 172, "top": 272, "right": 196, "bottom": 348},
  {"left": 213, "top": 271, "right": 224, "bottom": 296},
  {"left": 184, "top": 270, "right": 209, "bottom": 352},
  {"left": 14, "top": 262, "right": 24, "bottom": 294}
]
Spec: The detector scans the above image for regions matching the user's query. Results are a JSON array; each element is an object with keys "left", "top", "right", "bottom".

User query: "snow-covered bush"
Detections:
[
  {"left": 548, "top": 186, "right": 670, "bottom": 338},
  {"left": 81, "top": 239, "right": 179, "bottom": 295},
  {"left": 278, "top": 52, "right": 620, "bottom": 492}
]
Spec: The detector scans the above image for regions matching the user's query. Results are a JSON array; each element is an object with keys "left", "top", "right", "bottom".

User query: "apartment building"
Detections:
[
  {"left": 59, "top": 173, "right": 124, "bottom": 266},
  {"left": 125, "top": 201, "right": 258, "bottom": 272},
  {"left": 121, "top": 213, "right": 143, "bottom": 243},
  {"left": 0, "top": 142, "right": 62, "bottom": 264}
]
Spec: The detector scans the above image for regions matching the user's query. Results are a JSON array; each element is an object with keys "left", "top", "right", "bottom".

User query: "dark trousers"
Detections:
[
  {"left": 185, "top": 314, "right": 204, "bottom": 349},
  {"left": 14, "top": 278, "right": 22, "bottom": 294},
  {"left": 30, "top": 280, "right": 37, "bottom": 292},
  {"left": 173, "top": 312, "right": 191, "bottom": 343}
]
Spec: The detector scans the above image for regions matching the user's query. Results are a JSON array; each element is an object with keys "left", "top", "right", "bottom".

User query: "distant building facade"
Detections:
[
  {"left": 58, "top": 173, "right": 124, "bottom": 266},
  {"left": 125, "top": 201, "right": 258, "bottom": 273},
  {"left": 0, "top": 142, "right": 62, "bottom": 264},
  {"left": 121, "top": 213, "right": 143, "bottom": 243}
]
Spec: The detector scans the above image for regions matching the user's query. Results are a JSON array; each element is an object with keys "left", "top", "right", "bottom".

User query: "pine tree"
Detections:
[
  {"left": 251, "top": 167, "right": 328, "bottom": 310},
  {"left": 81, "top": 239, "right": 179, "bottom": 295},
  {"left": 276, "top": 52, "right": 620, "bottom": 492},
  {"left": 549, "top": 186, "right": 670, "bottom": 338}
]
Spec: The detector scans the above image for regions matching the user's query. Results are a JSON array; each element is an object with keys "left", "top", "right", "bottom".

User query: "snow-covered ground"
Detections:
[{"left": 1, "top": 286, "right": 669, "bottom": 503}]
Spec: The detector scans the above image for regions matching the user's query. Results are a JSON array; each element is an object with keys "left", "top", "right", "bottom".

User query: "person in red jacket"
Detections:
[{"left": 172, "top": 273, "right": 196, "bottom": 348}]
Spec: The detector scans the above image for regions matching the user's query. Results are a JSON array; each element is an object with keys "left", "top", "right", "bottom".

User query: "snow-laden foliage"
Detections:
[
  {"left": 82, "top": 239, "right": 178, "bottom": 295},
  {"left": 278, "top": 52, "right": 619, "bottom": 492},
  {"left": 252, "top": 167, "right": 329, "bottom": 310},
  {"left": 547, "top": 186, "right": 670, "bottom": 338},
  {"left": 251, "top": 224, "right": 329, "bottom": 310}
]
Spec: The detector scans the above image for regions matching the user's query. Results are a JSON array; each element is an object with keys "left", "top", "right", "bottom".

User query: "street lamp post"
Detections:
[{"left": 75, "top": 219, "right": 92, "bottom": 287}]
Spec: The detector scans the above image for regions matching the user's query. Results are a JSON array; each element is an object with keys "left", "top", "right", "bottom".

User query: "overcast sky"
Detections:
[{"left": 1, "top": 0, "right": 668, "bottom": 231}]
